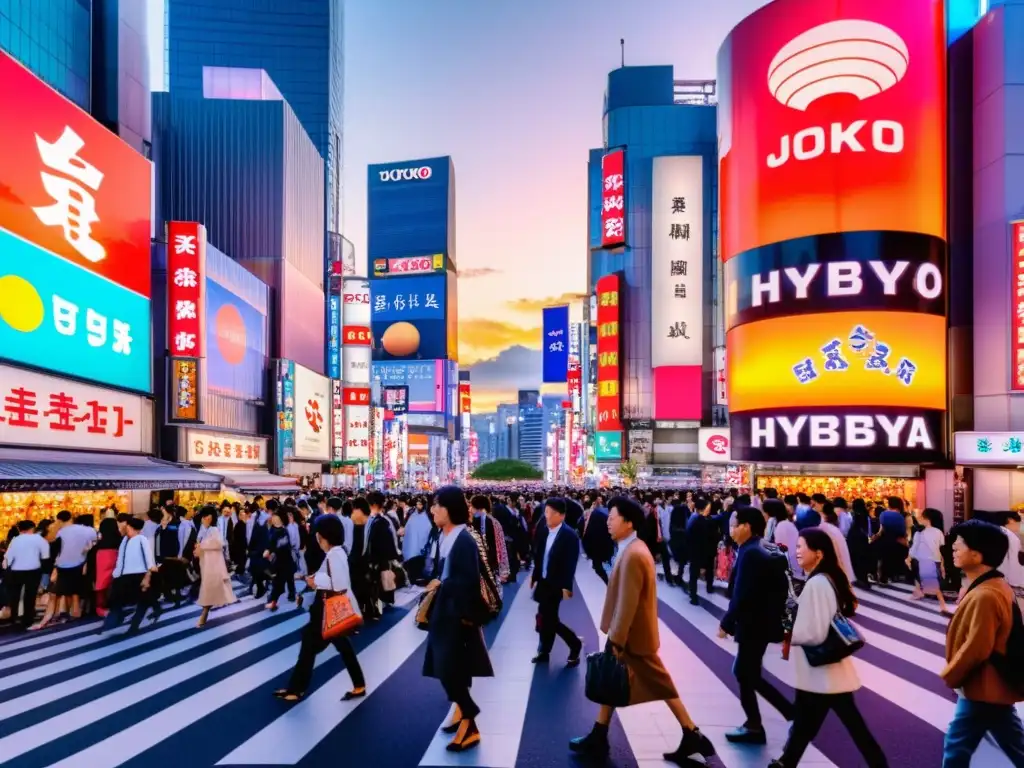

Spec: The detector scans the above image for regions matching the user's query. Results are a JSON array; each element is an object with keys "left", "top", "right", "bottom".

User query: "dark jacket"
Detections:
[
  {"left": 685, "top": 514, "right": 719, "bottom": 562},
  {"left": 366, "top": 514, "right": 399, "bottom": 566},
  {"left": 422, "top": 528, "right": 494, "bottom": 682},
  {"left": 720, "top": 537, "right": 787, "bottom": 643},
  {"left": 582, "top": 509, "right": 614, "bottom": 564},
  {"left": 669, "top": 504, "right": 690, "bottom": 553},
  {"left": 531, "top": 524, "right": 580, "bottom": 599}
]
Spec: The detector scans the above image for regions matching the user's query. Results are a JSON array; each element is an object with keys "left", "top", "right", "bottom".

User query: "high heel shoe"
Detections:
[
  {"left": 441, "top": 704, "right": 463, "bottom": 734},
  {"left": 446, "top": 718, "right": 480, "bottom": 752},
  {"left": 296, "top": 595, "right": 304, "bottom": 609}
]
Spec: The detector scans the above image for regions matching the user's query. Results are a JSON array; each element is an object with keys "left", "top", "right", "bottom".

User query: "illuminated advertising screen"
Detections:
[
  {"left": 600, "top": 149, "right": 626, "bottom": 249},
  {"left": 719, "top": 0, "right": 947, "bottom": 463},
  {"left": 292, "top": 363, "right": 330, "bottom": 461},
  {"left": 0, "top": 52, "right": 153, "bottom": 393},
  {"left": 370, "top": 274, "right": 448, "bottom": 360},
  {"left": 167, "top": 222, "right": 207, "bottom": 359},
  {"left": 595, "top": 273, "right": 623, "bottom": 431},
  {"left": 368, "top": 157, "right": 453, "bottom": 263},
  {"left": 459, "top": 382, "right": 471, "bottom": 414},
  {"left": 328, "top": 293, "right": 341, "bottom": 380},
  {"left": 206, "top": 278, "right": 267, "bottom": 400},
  {"left": 372, "top": 360, "right": 444, "bottom": 413},
  {"left": 1012, "top": 221, "right": 1024, "bottom": 391},
  {"left": 345, "top": 405, "right": 371, "bottom": 461},
  {"left": 542, "top": 305, "right": 570, "bottom": 383},
  {"left": 595, "top": 431, "right": 623, "bottom": 462},
  {"left": 718, "top": 0, "right": 946, "bottom": 261},
  {"left": 373, "top": 254, "right": 445, "bottom": 277},
  {"left": 383, "top": 385, "right": 409, "bottom": 414}
]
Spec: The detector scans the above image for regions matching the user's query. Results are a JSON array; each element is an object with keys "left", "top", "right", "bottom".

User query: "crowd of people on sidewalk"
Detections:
[{"left": 1, "top": 485, "right": 1023, "bottom": 766}]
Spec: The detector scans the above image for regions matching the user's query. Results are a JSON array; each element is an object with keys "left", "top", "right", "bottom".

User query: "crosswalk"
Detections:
[{"left": 0, "top": 569, "right": 1015, "bottom": 768}]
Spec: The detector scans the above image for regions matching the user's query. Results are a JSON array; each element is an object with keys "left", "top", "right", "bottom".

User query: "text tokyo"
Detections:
[
  {"left": 751, "top": 414, "right": 933, "bottom": 450},
  {"left": 750, "top": 260, "right": 942, "bottom": 307},
  {"left": 378, "top": 166, "right": 432, "bottom": 182},
  {"left": 767, "top": 120, "right": 903, "bottom": 169}
]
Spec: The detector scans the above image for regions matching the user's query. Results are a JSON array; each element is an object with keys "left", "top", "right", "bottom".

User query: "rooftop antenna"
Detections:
[{"left": 620, "top": 38, "right": 625, "bottom": 67}]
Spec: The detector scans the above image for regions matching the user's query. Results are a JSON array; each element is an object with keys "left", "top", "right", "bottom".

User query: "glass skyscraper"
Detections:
[
  {"left": 0, "top": 0, "right": 92, "bottom": 109},
  {"left": 166, "top": 0, "right": 344, "bottom": 235}
]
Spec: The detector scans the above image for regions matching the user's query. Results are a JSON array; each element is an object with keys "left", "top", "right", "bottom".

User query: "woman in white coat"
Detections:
[
  {"left": 770, "top": 528, "right": 888, "bottom": 768},
  {"left": 195, "top": 507, "right": 237, "bottom": 628}
]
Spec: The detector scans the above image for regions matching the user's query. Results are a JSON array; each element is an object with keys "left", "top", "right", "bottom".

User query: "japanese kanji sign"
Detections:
[
  {"left": 600, "top": 149, "right": 626, "bottom": 249},
  {"left": 596, "top": 273, "right": 623, "bottom": 432},
  {"left": 542, "top": 305, "right": 570, "bottom": 383},
  {"left": 954, "top": 432, "right": 1024, "bottom": 465},
  {"left": 370, "top": 274, "right": 446, "bottom": 322},
  {"left": 652, "top": 155, "right": 703, "bottom": 369},
  {"left": 331, "top": 380, "right": 345, "bottom": 462},
  {"left": 344, "top": 406, "right": 371, "bottom": 461},
  {"left": 1011, "top": 221, "right": 1024, "bottom": 391},
  {"left": 185, "top": 429, "right": 267, "bottom": 467},
  {"left": 0, "top": 365, "right": 148, "bottom": 452},
  {"left": 0, "top": 50, "right": 152, "bottom": 298},
  {"left": 167, "top": 221, "right": 207, "bottom": 358}
]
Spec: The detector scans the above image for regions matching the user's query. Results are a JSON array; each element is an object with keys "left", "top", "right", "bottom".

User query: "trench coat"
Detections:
[
  {"left": 422, "top": 528, "right": 494, "bottom": 683},
  {"left": 197, "top": 528, "right": 237, "bottom": 608}
]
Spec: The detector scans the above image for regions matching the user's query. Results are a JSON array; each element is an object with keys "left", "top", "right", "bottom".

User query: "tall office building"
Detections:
[
  {"left": 517, "top": 390, "right": 544, "bottom": 471},
  {"left": 165, "top": 0, "right": 344, "bottom": 246},
  {"left": 0, "top": 0, "right": 92, "bottom": 110}
]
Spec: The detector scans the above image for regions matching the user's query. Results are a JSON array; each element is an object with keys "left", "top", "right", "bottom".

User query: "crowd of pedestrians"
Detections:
[{"left": 1, "top": 485, "right": 1024, "bottom": 766}]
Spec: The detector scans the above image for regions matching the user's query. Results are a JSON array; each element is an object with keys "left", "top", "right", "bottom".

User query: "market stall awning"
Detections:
[
  {"left": 220, "top": 470, "right": 300, "bottom": 496},
  {"left": 0, "top": 449, "right": 224, "bottom": 492}
]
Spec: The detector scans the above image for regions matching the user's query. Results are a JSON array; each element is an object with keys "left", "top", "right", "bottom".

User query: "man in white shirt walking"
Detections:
[
  {"left": 3, "top": 521, "right": 50, "bottom": 629},
  {"left": 99, "top": 518, "right": 160, "bottom": 635}
]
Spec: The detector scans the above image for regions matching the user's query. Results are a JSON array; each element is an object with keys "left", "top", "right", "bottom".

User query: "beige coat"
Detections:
[
  {"left": 602, "top": 538, "right": 677, "bottom": 704},
  {"left": 197, "top": 528, "right": 237, "bottom": 608}
]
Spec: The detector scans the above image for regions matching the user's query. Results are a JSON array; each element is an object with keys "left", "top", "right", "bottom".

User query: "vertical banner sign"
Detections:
[
  {"left": 714, "top": 347, "right": 728, "bottom": 405},
  {"left": 328, "top": 294, "right": 341, "bottom": 380},
  {"left": 542, "top": 305, "right": 570, "bottom": 383},
  {"left": 170, "top": 358, "right": 200, "bottom": 422},
  {"left": 275, "top": 359, "right": 296, "bottom": 469},
  {"left": 596, "top": 274, "right": 623, "bottom": 431},
  {"left": 331, "top": 380, "right": 344, "bottom": 462},
  {"left": 167, "top": 222, "right": 207, "bottom": 358},
  {"left": 1012, "top": 221, "right": 1024, "bottom": 391},
  {"left": 567, "top": 364, "right": 582, "bottom": 396},
  {"left": 459, "top": 382, "right": 471, "bottom": 414},
  {"left": 651, "top": 156, "right": 703, "bottom": 367},
  {"left": 600, "top": 149, "right": 626, "bottom": 249}
]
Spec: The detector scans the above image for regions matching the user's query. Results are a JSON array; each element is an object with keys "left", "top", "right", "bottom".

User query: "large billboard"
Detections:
[
  {"left": 600, "top": 149, "right": 626, "bottom": 249},
  {"left": 372, "top": 360, "right": 445, "bottom": 413},
  {"left": 718, "top": 0, "right": 946, "bottom": 261},
  {"left": 0, "top": 51, "right": 152, "bottom": 393},
  {"left": 719, "top": 0, "right": 947, "bottom": 464},
  {"left": 206, "top": 278, "right": 268, "bottom": 400},
  {"left": 542, "top": 305, "right": 570, "bottom": 383},
  {"left": 292, "top": 363, "right": 330, "bottom": 461},
  {"left": 370, "top": 274, "right": 448, "bottom": 361},
  {"left": 368, "top": 156, "right": 453, "bottom": 263}
]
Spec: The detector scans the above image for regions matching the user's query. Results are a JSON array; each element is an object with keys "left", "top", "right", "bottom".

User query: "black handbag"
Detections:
[
  {"left": 802, "top": 576, "right": 865, "bottom": 667},
  {"left": 585, "top": 649, "right": 631, "bottom": 708}
]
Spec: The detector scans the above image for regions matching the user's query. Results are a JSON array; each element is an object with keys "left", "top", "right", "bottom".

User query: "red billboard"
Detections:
[
  {"left": 0, "top": 50, "right": 152, "bottom": 298},
  {"left": 343, "top": 387, "right": 372, "bottom": 406},
  {"left": 167, "top": 222, "right": 207, "bottom": 358},
  {"left": 459, "top": 382, "right": 471, "bottom": 414},
  {"left": 1012, "top": 221, "right": 1024, "bottom": 391},
  {"left": 596, "top": 273, "right": 622, "bottom": 431},
  {"left": 600, "top": 149, "right": 626, "bottom": 249},
  {"left": 343, "top": 326, "right": 372, "bottom": 346},
  {"left": 718, "top": 0, "right": 946, "bottom": 261}
]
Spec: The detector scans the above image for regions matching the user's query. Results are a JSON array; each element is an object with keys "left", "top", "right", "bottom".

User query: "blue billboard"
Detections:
[
  {"left": 0, "top": 229, "right": 152, "bottom": 392},
  {"left": 367, "top": 156, "right": 453, "bottom": 263},
  {"left": 372, "top": 360, "right": 444, "bottom": 412},
  {"left": 328, "top": 294, "right": 341, "bottom": 379},
  {"left": 371, "top": 274, "right": 449, "bottom": 361},
  {"left": 206, "top": 278, "right": 268, "bottom": 400},
  {"left": 542, "top": 305, "right": 570, "bottom": 383}
]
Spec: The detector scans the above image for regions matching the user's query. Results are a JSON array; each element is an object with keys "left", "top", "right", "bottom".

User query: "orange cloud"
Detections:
[
  {"left": 505, "top": 292, "right": 587, "bottom": 314},
  {"left": 459, "top": 318, "right": 541, "bottom": 365},
  {"left": 458, "top": 267, "right": 501, "bottom": 279}
]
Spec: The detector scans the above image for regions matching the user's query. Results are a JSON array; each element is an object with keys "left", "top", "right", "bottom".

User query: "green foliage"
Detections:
[
  {"left": 620, "top": 458, "right": 639, "bottom": 485},
  {"left": 470, "top": 459, "right": 544, "bottom": 480}
]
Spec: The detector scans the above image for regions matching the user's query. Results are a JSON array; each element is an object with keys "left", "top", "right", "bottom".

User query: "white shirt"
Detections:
[
  {"left": 141, "top": 520, "right": 159, "bottom": 542},
  {"left": 3, "top": 533, "right": 50, "bottom": 571},
  {"left": 440, "top": 524, "right": 467, "bottom": 580},
  {"left": 910, "top": 526, "right": 944, "bottom": 564},
  {"left": 113, "top": 535, "right": 156, "bottom": 578},
  {"left": 773, "top": 519, "right": 802, "bottom": 578},
  {"left": 1001, "top": 528, "right": 1024, "bottom": 588},
  {"left": 54, "top": 524, "right": 97, "bottom": 568},
  {"left": 542, "top": 523, "right": 562, "bottom": 579},
  {"left": 338, "top": 514, "right": 354, "bottom": 555},
  {"left": 177, "top": 518, "right": 195, "bottom": 553},
  {"left": 791, "top": 573, "right": 862, "bottom": 694},
  {"left": 313, "top": 545, "right": 353, "bottom": 593}
]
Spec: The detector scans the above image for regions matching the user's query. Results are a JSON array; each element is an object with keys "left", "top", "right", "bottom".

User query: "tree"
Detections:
[
  {"left": 620, "top": 458, "right": 639, "bottom": 486},
  {"left": 470, "top": 459, "right": 543, "bottom": 481}
]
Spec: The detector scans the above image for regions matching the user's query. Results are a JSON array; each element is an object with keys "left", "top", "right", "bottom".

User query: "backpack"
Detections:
[
  {"left": 468, "top": 528, "right": 503, "bottom": 625},
  {"left": 991, "top": 597, "right": 1024, "bottom": 693},
  {"left": 762, "top": 540, "right": 797, "bottom": 642}
]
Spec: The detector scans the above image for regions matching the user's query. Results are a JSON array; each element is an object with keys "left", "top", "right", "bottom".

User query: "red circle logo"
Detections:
[{"left": 707, "top": 434, "right": 729, "bottom": 455}]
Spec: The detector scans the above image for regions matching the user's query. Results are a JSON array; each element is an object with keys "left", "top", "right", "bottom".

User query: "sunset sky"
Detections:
[{"left": 342, "top": 0, "right": 772, "bottom": 410}]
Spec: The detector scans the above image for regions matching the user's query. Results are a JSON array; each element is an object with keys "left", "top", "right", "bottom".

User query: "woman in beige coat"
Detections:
[
  {"left": 196, "top": 507, "right": 236, "bottom": 628},
  {"left": 570, "top": 496, "right": 716, "bottom": 766}
]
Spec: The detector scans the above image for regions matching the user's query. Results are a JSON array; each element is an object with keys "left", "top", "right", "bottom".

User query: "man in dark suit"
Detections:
[
  {"left": 530, "top": 498, "right": 583, "bottom": 667},
  {"left": 246, "top": 511, "right": 271, "bottom": 599},
  {"left": 582, "top": 504, "right": 614, "bottom": 584},
  {"left": 718, "top": 506, "right": 794, "bottom": 744}
]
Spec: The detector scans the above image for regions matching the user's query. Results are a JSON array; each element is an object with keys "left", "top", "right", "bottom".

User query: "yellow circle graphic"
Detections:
[{"left": 0, "top": 275, "right": 45, "bottom": 333}]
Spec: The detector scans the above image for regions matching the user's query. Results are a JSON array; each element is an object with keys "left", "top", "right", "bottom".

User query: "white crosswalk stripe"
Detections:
[{"left": 0, "top": 566, "right": 1016, "bottom": 767}]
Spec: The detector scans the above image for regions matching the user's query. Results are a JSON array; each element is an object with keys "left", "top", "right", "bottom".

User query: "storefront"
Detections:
[
  {"left": 752, "top": 464, "right": 922, "bottom": 508},
  {"left": 0, "top": 368, "right": 222, "bottom": 528},
  {"left": 173, "top": 428, "right": 298, "bottom": 506},
  {"left": 695, "top": 428, "right": 753, "bottom": 490}
]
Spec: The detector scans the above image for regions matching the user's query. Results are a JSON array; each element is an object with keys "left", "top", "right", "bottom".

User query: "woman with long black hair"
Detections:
[{"left": 770, "top": 528, "right": 887, "bottom": 768}]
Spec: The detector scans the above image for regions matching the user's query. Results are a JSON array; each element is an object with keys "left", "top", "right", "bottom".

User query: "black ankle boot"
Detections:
[
  {"left": 664, "top": 727, "right": 715, "bottom": 764},
  {"left": 569, "top": 722, "right": 610, "bottom": 756}
]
